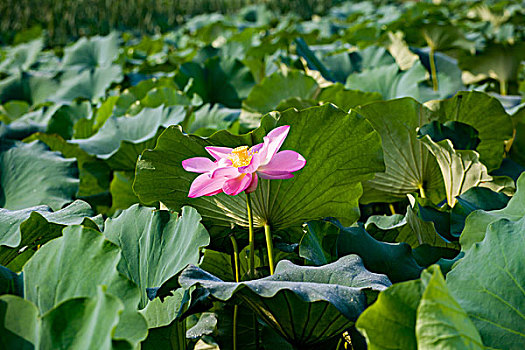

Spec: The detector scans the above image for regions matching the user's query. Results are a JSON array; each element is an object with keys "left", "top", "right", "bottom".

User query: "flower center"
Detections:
[{"left": 228, "top": 146, "right": 252, "bottom": 168}]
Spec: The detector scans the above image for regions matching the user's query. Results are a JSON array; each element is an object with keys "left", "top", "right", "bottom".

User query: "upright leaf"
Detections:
[{"left": 134, "top": 104, "right": 384, "bottom": 233}]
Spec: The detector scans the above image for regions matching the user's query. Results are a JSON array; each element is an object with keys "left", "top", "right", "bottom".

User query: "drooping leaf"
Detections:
[
  {"left": 419, "top": 136, "right": 513, "bottom": 207},
  {"left": 424, "top": 91, "right": 513, "bottom": 171},
  {"left": 418, "top": 120, "right": 480, "bottom": 151},
  {"left": 447, "top": 216, "right": 525, "bottom": 349},
  {"left": 176, "top": 255, "right": 391, "bottom": 348},
  {"left": 134, "top": 103, "right": 384, "bottom": 234},
  {"left": 300, "top": 219, "right": 425, "bottom": 282},
  {"left": 0, "top": 141, "right": 78, "bottom": 211},
  {"left": 0, "top": 200, "right": 100, "bottom": 267},
  {"left": 23, "top": 225, "right": 148, "bottom": 346}
]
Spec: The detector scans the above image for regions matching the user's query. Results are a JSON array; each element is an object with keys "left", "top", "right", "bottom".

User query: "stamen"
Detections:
[{"left": 228, "top": 146, "right": 252, "bottom": 167}]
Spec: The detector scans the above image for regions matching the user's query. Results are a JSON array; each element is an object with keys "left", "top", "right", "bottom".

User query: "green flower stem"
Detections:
[
  {"left": 429, "top": 47, "right": 439, "bottom": 91},
  {"left": 500, "top": 79, "right": 507, "bottom": 96},
  {"left": 175, "top": 320, "right": 187, "bottom": 350},
  {"left": 229, "top": 235, "right": 240, "bottom": 350},
  {"left": 230, "top": 235, "right": 240, "bottom": 283},
  {"left": 233, "top": 305, "right": 238, "bottom": 350},
  {"left": 246, "top": 192, "right": 255, "bottom": 278},
  {"left": 264, "top": 223, "right": 275, "bottom": 275},
  {"left": 418, "top": 183, "right": 426, "bottom": 199}
]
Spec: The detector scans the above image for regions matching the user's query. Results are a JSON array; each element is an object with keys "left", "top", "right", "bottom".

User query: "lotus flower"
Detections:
[{"left": 182, "top": 125, "right": 306, "bottom": 198}]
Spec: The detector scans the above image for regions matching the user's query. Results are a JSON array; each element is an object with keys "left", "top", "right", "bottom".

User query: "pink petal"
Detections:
[
  {"left": 260, "top": 125, "right": 290, "bottom": 165},
  {"left": 222, "top": 174, "right": 253, "bottom": 196},
  {"left": 245, "top": 173, "right": 258, "bottom": 193},
  {"left": 205, "top": 146, "right": 233, "bottom": 161},
  {"left": 188, "top": 173, "right": 228, "bottom": 198},
  {"left": 211, "top": 166, "right": 240, "bottom": 179},
  {"left": 238, "top": 151, "right": 261, "bottom": 174},
  {"left": 257, "top": 171, "right": 294, "bottom": 180},
  {"left": 258, "top": 150, "right": 306, "bottom": 174},
  {"left": 182, "top": 157, "right": 216, "bottom": 173}
]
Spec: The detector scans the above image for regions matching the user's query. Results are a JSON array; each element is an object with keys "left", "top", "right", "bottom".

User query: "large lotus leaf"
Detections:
[
  {"left": 178, "top": 255, "right": 391, "bottom": 348},
  {"left": 345, "top": 61, "right": 427, "bottom": 101},
  {"left": 356, "top": 278, "right": 423, "bottom": 350},
  {"left": 299, "top": 221, "right": 339, "bottom": 266},
  {"left": 23, "top": 225, "right": 148, "bottom": 346},
  {"left": 419, "top": 136, "right": 513, "bottom": 207},
  {"left": 61, "top": 32, "right": 119, "bottom": 69},
  {"left": 461, "top": 173, "right": 525, "bottom": 251},
  {"left": 174, "top": 57, "right": 255, "bottom": 109},
  {"left": 316, "top": 83, "right": 382, "bottom": 112},
  {"left": 46, "top": 101, "right": 92, "bottom": 140},
  {"left": 0, "top": 71, "right": 59, "bottom": 105},
  {"left": 51, "top": 65, "right": 123, "bottom": 102},
  {"left": 70, "top": 106, "right": 186, "bottom": 171},
  {"left": 418, "top": 120, "right": 480, "bottom": 151},
  {"left": 357, "top": 265, "right": 483, "bottom": 350},
  {"left": 424, "top": 91, "right": 513, "bottom": 171},
  {"left": 140, "top": 86, "right": 201, "bottom": 111},
  {"left": 242, "top": 70, "right": 319, "bottom": 114},
  {"left": 447, "top": 216, "right": 525, "bottom": 349},
  {"left": 187, "top": 103, "right": 240, "bottom": 135},
  {"left": 134, "top": 103, "right": 384, "bottom": 233},
  {"left": 104, "top": 205, "right": 210, "bottom": 310},
  {"left": 140, "top": 290, "right": 188, "bottom": 329},
  {"left": 0, "top": 294, "right": 38, "bottom": 349},
  {"left": 458, "top": 42, "right": 525, "bottom": 88},
  {"left": 0, "top": 200, "right": 100, "bottom": 267},
  {"left": 416, "top": 266, "right": 484, "bottom": 349},
  {"left": 0, "top": 38, "right": 44, "bottom": 73},
  {"left": 1, "top": 103, "right": 61, "bottom": 139},
  {"left": 450, "top": 187, "right": 509, "bottom": 235},
  {"left": 24, "top": 132, "right": 112, "bottom": 199},
  {"left": 356, "top": 98, "right": 445, "bottom": 204},
  {"left": 0, "top": 288, "right": 132, "bottom": 349},
  {"left": 421, "top": 24, "right": 474, "bottom": 52},
  {"left": 0, "top": 141, "right": 78, "bottom": 211}
]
